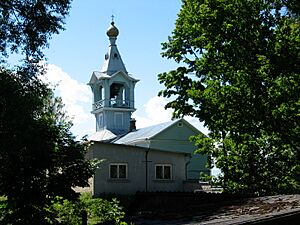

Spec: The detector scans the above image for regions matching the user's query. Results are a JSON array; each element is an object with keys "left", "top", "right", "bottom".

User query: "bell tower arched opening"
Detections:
[{"left": 110, "top": 82, "right": 129, "bottom": 108}]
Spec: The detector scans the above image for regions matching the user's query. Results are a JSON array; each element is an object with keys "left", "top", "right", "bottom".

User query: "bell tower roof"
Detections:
[{"left": 100, "top": 21, "right": 127, "bottom": 75}]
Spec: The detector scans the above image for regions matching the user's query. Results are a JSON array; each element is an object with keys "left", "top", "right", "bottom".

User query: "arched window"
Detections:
[{"left": 99, "top": 86, "right": 105, "bottom": 100}]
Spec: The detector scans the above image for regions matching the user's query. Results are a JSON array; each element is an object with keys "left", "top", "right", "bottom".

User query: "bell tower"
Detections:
[{"left": 88, "top": 21, "right": 139, "bottom": 135}]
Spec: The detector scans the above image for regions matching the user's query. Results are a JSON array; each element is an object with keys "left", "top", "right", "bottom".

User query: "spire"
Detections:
[{"left": 100, "top": 20, "right": 127, "bottom": 75}]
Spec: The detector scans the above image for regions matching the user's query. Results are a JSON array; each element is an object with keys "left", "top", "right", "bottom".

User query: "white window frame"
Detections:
[
  {"left": 155, "top": 164, "right": 172, "bottom": 180},
  {"left": 109, "top": 163, "right": 128, "bottom": 179}
]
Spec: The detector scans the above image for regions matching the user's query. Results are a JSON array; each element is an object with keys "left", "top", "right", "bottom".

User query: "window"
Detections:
[
  {"left": 155, "top": 164, "right": 172, "bottom": 180},
  {"left": 109, "top": 163, "right": 127, "bottom": 179},
  {"left": 100, "top": 86, "right": 104, "bottom": 100},
  {"left": 98, "top": 113, "right": 103, "bottom": 128},
  {"left": 114, "top": 112, "right": 123, "bottom": 127}
]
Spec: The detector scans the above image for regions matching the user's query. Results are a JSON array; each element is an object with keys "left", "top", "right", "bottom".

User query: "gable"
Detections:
[
  {"left": 88, "top": 71, "right": 110, "bottom": 85},
  {"left": 110, "top": 71, "right": 139, "bottom": 83},
  {"left": 88, "top": 72, "right": 98, "bottom": 85},
  {"left": 149, "top": 119, "right": 202, "bottom": 154},
  {"left": 152, "top": 119, "right": 199, "bottom": 141}
]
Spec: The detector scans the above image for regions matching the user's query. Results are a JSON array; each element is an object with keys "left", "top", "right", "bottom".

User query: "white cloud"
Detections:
[
  {"left": 134, "top": 96, "right": 210, "bottom": 135},
  {"left": 41, "top": 64, "right": 210, "bottom": 138},
  {"left": 41, "top": 64, "right": 94, "bottom": 138},
  {"left": 133, "top": 96, "right": 173, "bottom": 128}
]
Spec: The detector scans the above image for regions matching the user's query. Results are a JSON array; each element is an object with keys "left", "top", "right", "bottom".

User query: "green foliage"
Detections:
[
  {"left": 159, "top": 0, "right": 300, "bottom": 196},
  {"left": 0, "top": 70, "right": 96, "bottom": 224},
  {"left": 0, "top": 196, "right": 9, "bottom": 221},
  {"left": 80, "top": 193, "right": 125, "bottom": 224},
  {"left": 49, "top": 196, "right": 82, "bottom": 225},
  {"left": 0, "top": 0, "right": 72, "bottom": 64},
  {"left": 50, "top": 193, "right": 126, "bottom": 225},
  {"left": 0, "top": 1, "right": 98, "bottom": 224}
]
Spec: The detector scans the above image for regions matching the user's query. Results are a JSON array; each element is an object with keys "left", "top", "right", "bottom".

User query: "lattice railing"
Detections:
[{"left": 92, "top": 99, "right": 130, "bottom": 110}]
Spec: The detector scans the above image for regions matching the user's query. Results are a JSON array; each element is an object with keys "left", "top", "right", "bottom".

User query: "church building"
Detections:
[{"left": 87, "top": 21, "right": 209, "bottom": 195}]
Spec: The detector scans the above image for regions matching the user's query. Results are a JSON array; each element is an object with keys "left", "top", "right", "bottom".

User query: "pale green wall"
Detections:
[{"left": 148, "top": 121, "right": 210, "bottom": 179}]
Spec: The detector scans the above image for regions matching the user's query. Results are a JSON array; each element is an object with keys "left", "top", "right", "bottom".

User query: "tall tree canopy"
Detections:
[
  {"left": 0, "top": 0, "right": 96, "bottom": 224},
  {"left": 0, "top": 70, "right": 95, "bottom": 224},
  {"left": 0, "top": 0, "right": 71, "bottom": 64},
  {"left": 159, "top": 0, "right": 300, "bottom": 195}
]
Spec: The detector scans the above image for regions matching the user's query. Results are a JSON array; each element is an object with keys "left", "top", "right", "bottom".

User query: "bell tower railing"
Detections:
[{"left": 92, "top": 99, "right": 131, "bottom": 111}]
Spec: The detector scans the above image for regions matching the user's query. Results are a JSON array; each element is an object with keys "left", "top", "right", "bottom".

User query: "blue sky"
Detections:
[{"left": 42, "top": 0, "right": 209, "bottom": 138}]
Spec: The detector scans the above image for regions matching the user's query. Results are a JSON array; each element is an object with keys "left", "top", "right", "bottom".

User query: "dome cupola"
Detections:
[{"left": 106, "top": 22, "right": 119, "bottom": 38}]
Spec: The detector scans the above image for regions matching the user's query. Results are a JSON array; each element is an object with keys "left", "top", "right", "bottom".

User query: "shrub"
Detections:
[{"left": 50, "top": 193, "right": 126, "bottom": 225}]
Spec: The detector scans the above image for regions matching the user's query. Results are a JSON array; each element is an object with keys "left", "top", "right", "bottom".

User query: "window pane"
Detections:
[
  {"left": 119, "top": 165, "right": 127, "bottom": 179},
  {"left": 156, "top": 166, "right": 163, "bottom": 179},
  {"left": 110, "top": 165, "right": 118, "bottom": 178},
  {"left": 164, "top": 166, "right": 171, "bottom": 179}
]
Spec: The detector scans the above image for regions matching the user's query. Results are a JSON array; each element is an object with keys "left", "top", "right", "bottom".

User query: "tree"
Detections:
[
  {"left": 0, "top": 69, "right": 95, "bottom": 224},
  {"left": 0, "top": 0, "right": 71, "bottom": 64},
  {"left": 0, "top": 0, "right": 96, "bottom": 224},
  {"left": 284, "top": 0, "right": 300, "bottom": 16},
  {"left": 158, "top": 0, "right": 300, "bottom": 195}
]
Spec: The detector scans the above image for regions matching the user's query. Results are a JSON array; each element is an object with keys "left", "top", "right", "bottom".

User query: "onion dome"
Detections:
[{"left": 106, "top": 22, "right": 119, "bottom": 38}]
